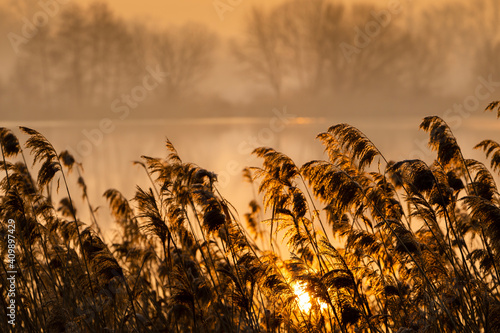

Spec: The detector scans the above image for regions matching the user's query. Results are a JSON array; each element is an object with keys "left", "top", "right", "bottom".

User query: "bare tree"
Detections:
[
  {"left": 152, "top": 23, "right": 217, "bottom": 98},
  {"left": 7, "top": 10, "right": 57, "bottom": 114},
  {"left": 326, "top": 4, "right": 410, "bottom": 93},
  {"left": 471, "top": 0, "right": 500, "bottom": 84},
  {"left": 232, "top": 7, "right": 284, "bottom": 98},
  {"left": 53, "top": 3, "right": 89, "bottom": 107},
  {"left": 234, "top": 0, "right": 346, "bottom": 97},
  {"left": 273, "top": 0, "right": 344, "bottom": 93},
  {"left": 86, "top": 3, "right": 140, "bottom": 104}
]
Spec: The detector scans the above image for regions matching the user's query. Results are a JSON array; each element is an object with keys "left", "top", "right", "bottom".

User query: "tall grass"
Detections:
[{"left": 1, "top": 103, "right": 500, "bottom": 332}]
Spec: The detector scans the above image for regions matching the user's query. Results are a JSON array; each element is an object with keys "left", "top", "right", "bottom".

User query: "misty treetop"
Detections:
[
  {"left": 2, "top": 2, "right": 217, "bottom": 119},
  {"left": 1, "top": 0, "right": 499, "bottom": 119}
]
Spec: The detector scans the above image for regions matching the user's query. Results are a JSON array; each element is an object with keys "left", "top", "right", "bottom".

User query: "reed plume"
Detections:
[{"left": 1, "top": 103, "right": 500, "bottom": 332}]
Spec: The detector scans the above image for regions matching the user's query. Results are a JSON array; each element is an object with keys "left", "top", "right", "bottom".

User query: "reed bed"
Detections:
[{"left": 1, "top": 102, "right": 500, "bottom": 332}]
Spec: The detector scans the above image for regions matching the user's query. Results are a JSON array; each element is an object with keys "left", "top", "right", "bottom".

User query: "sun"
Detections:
[
  {"left": 292, "top": 282, "right": 329, "bottom": 313},
  {"left": 293, "top": 282, "right": 313, "bottom": 312}
]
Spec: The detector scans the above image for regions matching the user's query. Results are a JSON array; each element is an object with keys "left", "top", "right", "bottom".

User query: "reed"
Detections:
[{"left": 1, "top": 102, "right": 500, "bottom": 332}]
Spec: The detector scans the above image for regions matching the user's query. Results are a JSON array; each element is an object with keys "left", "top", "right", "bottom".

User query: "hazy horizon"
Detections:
[
  {"left": 0, "top": 0, "right": 486, "bottom": 110},
  {"left": 1, "top": 0, "right": 499, "bottom": 216}
]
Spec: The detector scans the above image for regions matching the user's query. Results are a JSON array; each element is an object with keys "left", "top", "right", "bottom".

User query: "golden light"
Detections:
[
  {"left": 293, "top": 282, "right": 312, "bottom": 312},
  {"left": 292, "top": 282, "right": 328, "bottom": 313}
]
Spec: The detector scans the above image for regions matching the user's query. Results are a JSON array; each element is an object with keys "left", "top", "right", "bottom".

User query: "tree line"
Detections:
[{"left": 0, "top": 0, "right": 499, "bottom": 119}]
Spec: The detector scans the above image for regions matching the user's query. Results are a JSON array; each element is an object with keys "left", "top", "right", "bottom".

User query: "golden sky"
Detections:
[{"left": 77, "top": 0, "right": 289, "bottom": 36}]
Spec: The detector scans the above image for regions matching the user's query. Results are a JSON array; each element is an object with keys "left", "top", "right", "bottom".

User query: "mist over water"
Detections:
[
  {"left": 7, "top": 114, "right": 497, "bottom": 235},
  {"left": 1, "top": 0, "right": 499, "bottom": 228}
]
